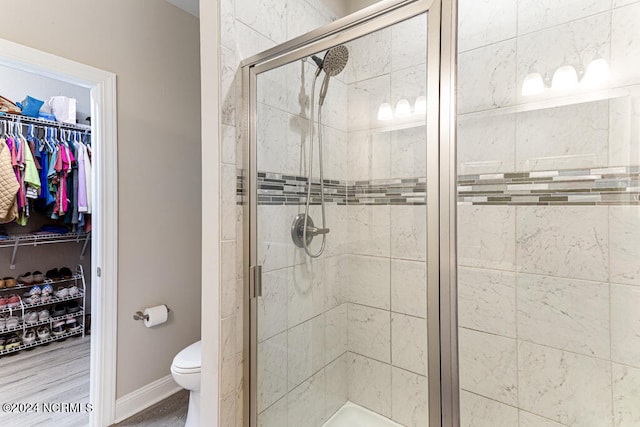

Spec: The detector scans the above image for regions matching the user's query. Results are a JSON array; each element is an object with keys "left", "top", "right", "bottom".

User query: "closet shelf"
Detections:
[
  {"left": 0, "top": 231, "right": 90, "bottom": 248},
  {"left": 0, "top": 265, "right": 85, "bottom": 357},
  {"left": 0, "top": 310, "right": 84, "bottom": 335},
  {"left": 0, "top": 292, "right": 84, "bottom": 315},
  {"left": 0, "top": 273, "right": 85, "bottom": 293},
  {"left": 0, "top": 112, "right": 90, "bottom": 132},
  {"left": 0, "top": 232, "right": 91, "bottom": 269},
  {"left": 0, "top": 329, "right": 83, "bottom": 356}
]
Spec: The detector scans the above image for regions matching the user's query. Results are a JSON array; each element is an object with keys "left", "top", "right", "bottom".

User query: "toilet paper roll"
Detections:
[{"left": 143, "top": 305, "right": 169, "bottom": 327}]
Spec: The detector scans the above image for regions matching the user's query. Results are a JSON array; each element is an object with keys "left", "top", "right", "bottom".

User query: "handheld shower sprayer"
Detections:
[
  {"left": 293, "top": 45, "right": 350, "bottom": 258},
  {"left": 314, "top": 45, "right": 349, "bottom": 105}
]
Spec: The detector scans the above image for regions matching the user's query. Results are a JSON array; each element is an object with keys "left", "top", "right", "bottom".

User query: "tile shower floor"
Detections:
[
  {"left": 323, "top": 402, "right": 404, "bottom": 427},
  {"left": 0, "top": 336, "right": 90, "bottom": 427}
]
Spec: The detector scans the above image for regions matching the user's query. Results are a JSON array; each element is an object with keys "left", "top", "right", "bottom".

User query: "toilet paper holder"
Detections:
[{"left": 133, "top": 305, "right": 171, "bottom": 321}]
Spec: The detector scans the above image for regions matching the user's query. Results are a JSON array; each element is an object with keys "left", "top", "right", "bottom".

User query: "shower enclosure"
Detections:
[
  {"left": 240, "top": 0, "right": 639, "bottom": 425},
  {"left": 242, "top": 1, "right": 449, "bottom": 425}
]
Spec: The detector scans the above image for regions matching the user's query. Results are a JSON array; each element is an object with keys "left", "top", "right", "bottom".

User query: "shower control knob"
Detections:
[{"left": 291, "top": 213, "right": 330, "bottom": 248}]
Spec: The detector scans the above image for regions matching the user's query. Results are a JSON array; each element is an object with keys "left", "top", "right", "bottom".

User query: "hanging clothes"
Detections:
[
  {"left": 0, "top": 138, "right": 19, "bottom": 223},
  {"left": 0, "top": 118, "right": 91, "bottom": 227},
  {"left": 24, "top": 142, "right": 41, "bottom": 196},
  {"left": 77, "top": 142, "right": 88, "bottom": 213},
  {"left": 83, "top": 143, "right": 92, "bottom": 214}
]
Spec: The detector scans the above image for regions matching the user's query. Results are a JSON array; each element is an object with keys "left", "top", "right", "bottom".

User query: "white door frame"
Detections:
[{"left": 0, "top": 39, "right": 118, "bottom": 426}]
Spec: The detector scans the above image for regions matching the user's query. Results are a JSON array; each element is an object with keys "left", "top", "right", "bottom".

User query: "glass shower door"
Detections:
[{"left": 249, "top": 8, "right": 432, "bottom": 427}]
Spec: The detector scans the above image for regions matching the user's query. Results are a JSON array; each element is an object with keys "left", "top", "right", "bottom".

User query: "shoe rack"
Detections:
[{"left": 0, "top": 265, "right": 86, "bottom": 357}]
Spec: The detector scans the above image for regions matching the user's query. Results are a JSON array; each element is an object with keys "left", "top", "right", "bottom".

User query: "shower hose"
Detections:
[{"left": 302, "top": 72, "right": 328, "bottom": 258}]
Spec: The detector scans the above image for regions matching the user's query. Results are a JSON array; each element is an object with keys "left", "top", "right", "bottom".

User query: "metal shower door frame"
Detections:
[{"left": 240, "top": 0, "right": 458, "bottom": 425}]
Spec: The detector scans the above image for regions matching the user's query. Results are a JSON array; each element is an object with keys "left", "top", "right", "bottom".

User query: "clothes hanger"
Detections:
[
  {"left": 84, "top": 130, "right": 91, "bottom": 149},
  {"left": 46, "top": 127, "right": 56, "bottom": 152}
]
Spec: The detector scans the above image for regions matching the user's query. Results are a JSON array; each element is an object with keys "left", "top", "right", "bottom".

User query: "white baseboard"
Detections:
[{"left": 114, "top": 374, "right": 181, "bottom": 423}]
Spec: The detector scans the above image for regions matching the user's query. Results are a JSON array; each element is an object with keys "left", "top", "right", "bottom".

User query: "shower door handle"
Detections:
[{"left": 250, "top": 265, "right": 262, "bottom": 299}]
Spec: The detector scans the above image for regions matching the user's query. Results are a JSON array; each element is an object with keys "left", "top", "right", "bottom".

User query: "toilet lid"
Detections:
[{"left": 173, "top": 340, "right": 201, "bottom": 370}]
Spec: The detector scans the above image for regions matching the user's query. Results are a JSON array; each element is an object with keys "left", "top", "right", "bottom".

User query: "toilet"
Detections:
[{"left": 171, "top": 341, "right": 202, "bottom": 427}]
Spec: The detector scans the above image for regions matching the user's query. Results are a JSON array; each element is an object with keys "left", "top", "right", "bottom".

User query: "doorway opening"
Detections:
[{"left": 0, "top": 38, "right": 118, "bottom": 426}]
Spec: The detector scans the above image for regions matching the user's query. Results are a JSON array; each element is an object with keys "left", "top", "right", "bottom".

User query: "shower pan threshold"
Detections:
[{"left": 323, "top": 402, "right": 404, "bottom": 427}]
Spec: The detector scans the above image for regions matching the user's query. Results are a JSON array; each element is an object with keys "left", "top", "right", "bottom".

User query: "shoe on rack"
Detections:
[
  {"left": 0, "top": 314, "right": 5, "bottom": 331},
  {"left": 3, "top": 277, "right": 16, "bottom": 288},
  {"left": 67, "top": 301, "right": 80, "bottom": 314},
  {"left": 38, "top": 309, "right": 50, "bottom": 322},
  {"left": 68, "top": 286, "right": 79, "bottom": 297},
  {"left": 17, "top": 272, "right": 34, "bottom": 285},
  {"left": 0, "top": 296, "right": 7, "bottom": 309},
  {"left": 68, "top": 317, "right": 82, "bottom": 332},
  {"left": 5, "top": 333, "right": 21, "bottom": 350},
  {"left": 22, "top": 328, "right": 36, "bottom": 345},
  {"left": 0, "top": 336, "right": 5, "bottom": 350},
  {"left": 45, "top": 269, "right": 61, "bottom": 282},
  {"left": 51, "top": 305, "right": 66, "bottom": 317},
  {"left": 59, "top": 267, "right": 73, "bottom": 279},
  {"left": 22, "top": 311, "right": 38, "bottom": 325},
  {"left": 54, "top": 287, "right": 69, "bottom": 299},
  {"left": 7, "top": 294, "right": 20, "bottom": 308},
  {"left": 32, "top": 271, "right": 44, "bottom": 284},
  {"left": 22, "top": 293, "right": 40, "bottom": 305},
  {"left": 36, "top": 326, "right": 50, "bottom": 340},
  {"left": 29, "top": 286, "right": 41, "bottom": 296},
  {"left": 65, "top": 317, "right": 77, "bottom": 328},
  {"left": 5, "top": 316, "right": 18, "bottom": 329},
  {"left": 51, "top": 320, "right": 66, "bottom": 336},
  {"left": 42, "top": 284, "right": 53, "bottom": 296}
]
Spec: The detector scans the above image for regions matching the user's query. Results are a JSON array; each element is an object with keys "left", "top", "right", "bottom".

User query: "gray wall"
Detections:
[{"left": 0, "top": 0, "right": 202, "bottom": 398}]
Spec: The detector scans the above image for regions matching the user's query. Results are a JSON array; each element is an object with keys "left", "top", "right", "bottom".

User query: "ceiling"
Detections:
[{"left": 165, "top": 0, "right": 199, "bottom": 17}]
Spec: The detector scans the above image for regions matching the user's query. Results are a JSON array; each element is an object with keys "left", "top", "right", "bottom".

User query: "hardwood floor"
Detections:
[
  {"left": 0, "top": 336, "right": 188, "bottom": 427},
  {"left": 0, "top": 335, "right": 90, "bottom": 427},
  {"left": 113, "top": 390, "right": 188, "bottom": 427}
]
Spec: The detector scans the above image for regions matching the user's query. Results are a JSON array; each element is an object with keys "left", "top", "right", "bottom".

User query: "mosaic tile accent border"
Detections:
[
  {"left": 237, "top": 166, "right": 640, "bottom": 206},
  {"left": 251, "top": 172, "right": 426, "bottom": 205},
  {"left": 458, "top": 166, "right": 640, "bottom": 205}
]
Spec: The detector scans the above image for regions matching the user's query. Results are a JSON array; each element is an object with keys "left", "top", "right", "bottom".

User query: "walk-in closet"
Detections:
[{"left": 0, "top": 64, "right": 93, "bottom": 426}]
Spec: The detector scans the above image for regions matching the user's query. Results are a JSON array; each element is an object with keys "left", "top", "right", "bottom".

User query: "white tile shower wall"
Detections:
[
  {"left": 344, "top": 14, "right": 429, "bottom": 426},
  {"left": 458, "top": 328, "right": 518, "bottom": 406},
  {"left": 518, "top": 341, "right": 613, "bottom": 426},
  {"left": 460, "top": 390, "right": 519, "bottom": 427},
  {"left": 515, "top": 101, "right": 610, "bottom": 171},
  {"left": 457, "top": 1, "right": 640, "bottom": 425},
  {"left": 457, "top": 113, "right": 517, "bottom": 175},
  {"left": 458, "top": 0, "right": 517, "bottom": 52},
  {"left": 457, "top": 39, "right": 517, "bottom": 114}
]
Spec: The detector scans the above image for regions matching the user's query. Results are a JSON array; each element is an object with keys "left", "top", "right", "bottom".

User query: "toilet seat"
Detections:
[{"left": 171, "top": 365, "right": 201, "bottom": 375}]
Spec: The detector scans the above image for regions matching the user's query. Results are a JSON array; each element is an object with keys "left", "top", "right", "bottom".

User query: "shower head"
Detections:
[
  {"left": 311, "top": 45, "right": 349, "bottom": 77},
  {"left": 322, "top": 45, "right": 349, "bottom": 77},
  {"left": 317, "top": 45, "right": 349, "bottom": 106}
]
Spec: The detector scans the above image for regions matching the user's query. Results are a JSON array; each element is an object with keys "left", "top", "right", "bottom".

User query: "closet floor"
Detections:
[{"left": 0, "top": 335, "right": 90, "bottom": 427}]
